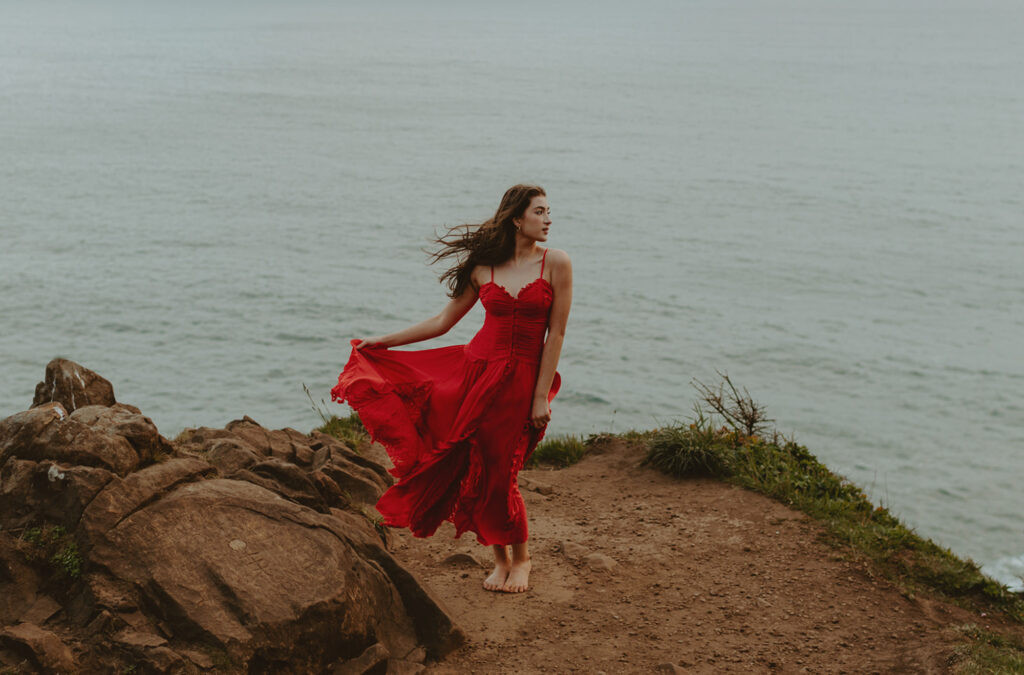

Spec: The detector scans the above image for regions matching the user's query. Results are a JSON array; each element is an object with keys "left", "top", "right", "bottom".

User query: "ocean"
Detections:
[{"left": 2, "top": 0, "right": 1021, "bottom": 589}]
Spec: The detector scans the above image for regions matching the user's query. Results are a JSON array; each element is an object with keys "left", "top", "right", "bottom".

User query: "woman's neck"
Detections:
[{"left": 512, "top": 237, "right": 540, "bottom": 265}]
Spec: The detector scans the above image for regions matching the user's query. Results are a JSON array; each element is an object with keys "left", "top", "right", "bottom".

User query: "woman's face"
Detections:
[{"left": 516, "top": 195, "right": 551, "bottom": 242}]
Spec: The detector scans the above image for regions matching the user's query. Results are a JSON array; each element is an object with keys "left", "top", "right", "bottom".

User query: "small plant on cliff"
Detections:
[
  {"left": 51, "top": 541, "right": 82, "bottom": 579},
  {"left": 527, "top": 434, "right": 588, "bottom": 468},
  {"left": 304, "top": 383, "right": 368, "bottom": 451},
  {"left": 16, "top": 523, "right": 82, "bottom": 580},
  {"left": 950, "top": 623, "right": 1024, "bottom": 672},
  {"left": 641, "top": 404, "right": 734, "bottom": 478}
]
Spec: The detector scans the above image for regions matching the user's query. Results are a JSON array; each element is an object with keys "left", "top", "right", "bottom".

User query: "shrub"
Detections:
[
  {"left": 527, "top": 434, "right": 588, "bottom": 468},
  {"left": 642, "top": 405, "right": 734, "bottom": 478}
]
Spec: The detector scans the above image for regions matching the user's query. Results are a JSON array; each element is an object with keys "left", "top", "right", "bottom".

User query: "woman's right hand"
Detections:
[{"left": 354, "top": 336, "right": 389, "bottom": 350}]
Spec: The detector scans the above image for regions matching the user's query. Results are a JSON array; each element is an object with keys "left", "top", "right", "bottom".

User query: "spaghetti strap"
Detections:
[
  {"left": 490, "top": 266, "right": 494, "bottom": 282},
  {"left": 539, "top": 249, "right": 548, "bottom": 279}
]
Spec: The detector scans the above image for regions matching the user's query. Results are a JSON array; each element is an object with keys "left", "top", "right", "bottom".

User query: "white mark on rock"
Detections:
[
  {"left": 229, "top": 539, "right": 246, "bottom": 551},
  {"left": 47, "top": 465, "right": 66, "bottom": 482},
  {"left": 75, "top": 371, "right": 86, "bottom": 388},
  {"left": 54, "top": 407, "right": 66, "bottom": 421}
]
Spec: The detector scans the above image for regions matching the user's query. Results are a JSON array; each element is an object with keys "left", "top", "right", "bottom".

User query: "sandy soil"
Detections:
[{"left": 385, "top": 439, "right": 1018, "bottom": 673}]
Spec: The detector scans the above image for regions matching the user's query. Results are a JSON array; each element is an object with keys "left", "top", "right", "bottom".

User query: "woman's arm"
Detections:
[
  {"left": 355, "top": 278, "right": 480, "bottom": 349},
  {"left": 531, "top": 249, "right": 573, "bottom": 428}
]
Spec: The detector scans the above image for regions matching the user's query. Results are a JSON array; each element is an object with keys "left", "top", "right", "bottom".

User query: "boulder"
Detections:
[
  {"left": 0, "top": 622, "right": 75, "bottom": 672},
  {"left": 204, "top": 438, "right": 262, "bottom": 474},
  {"left": 69, "top": 404, "right": 173, "bottom": 464},
  {"left": 0, "top": 403, "right": 139, "bottom": 476},
  {"left": 0, "top": 360, "right": 464, "bottom": 673},
  {"left": 32, "top": 358, "right": 115, "bottom": 413},
  {"left": 229, "top": 457, "right": 329, "bottom": 512},
  {"left": 0, "top": 458, "right": 113, "bottom": 530},
  {"left": 85, "top": 478, "right": 461, "bottom": 668}
]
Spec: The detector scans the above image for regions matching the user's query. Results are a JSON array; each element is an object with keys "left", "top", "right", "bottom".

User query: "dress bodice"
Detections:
[{"left": 464, "top": 276, "right": 553, "bottom": 364}]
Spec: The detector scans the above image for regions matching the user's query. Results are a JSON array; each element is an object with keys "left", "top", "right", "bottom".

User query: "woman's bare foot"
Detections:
[
  {"left": 501, "top": 558, "right": 531, "bottom": 593},
  {"left": 483, "top": 563, "right": 510, "bottom": 591},
  {"left": 502, "top": 541, "right": 531, "bottom": 593},
  {"left": 484, "top": 544, "right": 511, "bottom": 592}
]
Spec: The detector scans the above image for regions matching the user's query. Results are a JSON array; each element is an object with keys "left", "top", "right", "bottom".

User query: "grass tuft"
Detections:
[
  {"left": 949, "top": 623, "right": 1024, "bottom": 673},
  {"left": 642, "top": 404, "right": 733, "bottom": 477},
  {"left": 304, "top": 382, "right": 368, "bottom": 451},
  {"left": 527, "top": 434, "right": 588, "bottom": 468},
  {"left": 17, "top": 522, "right": 82, "bottom": 580},
  {"left": 316, "top": 413, "right": 368, "bottom": 452}
]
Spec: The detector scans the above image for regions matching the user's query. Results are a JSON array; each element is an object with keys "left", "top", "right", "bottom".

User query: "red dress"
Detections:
[{"left": 330, "top": 249, "right": 560, "bottom": 546}]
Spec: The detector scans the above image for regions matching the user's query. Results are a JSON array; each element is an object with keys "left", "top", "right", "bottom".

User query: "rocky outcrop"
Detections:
[
  {"left": 31, "top": 358, "right": 116, "bottom": 413},
  {"left": 0, "top": 360, "right": 463, "bottom": 673}
]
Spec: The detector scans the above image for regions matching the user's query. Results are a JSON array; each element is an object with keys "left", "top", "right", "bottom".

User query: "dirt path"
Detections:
[{"left": 386, "top": 439, "right": 1013, "bottom": 673}]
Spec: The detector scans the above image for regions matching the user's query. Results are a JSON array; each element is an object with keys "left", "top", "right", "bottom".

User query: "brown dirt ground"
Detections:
[{"left": 383, "top": 439, "right": 1021, "bottom": 674}]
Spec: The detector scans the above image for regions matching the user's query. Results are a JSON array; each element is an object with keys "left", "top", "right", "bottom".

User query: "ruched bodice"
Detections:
[{"left": 465, "top": 278, "right": 553, "bottom": 364}]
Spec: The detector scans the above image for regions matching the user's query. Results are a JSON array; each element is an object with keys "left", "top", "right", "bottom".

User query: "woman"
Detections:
[{"left": 331, "top": 184, "right": 572, "bottom": 594}]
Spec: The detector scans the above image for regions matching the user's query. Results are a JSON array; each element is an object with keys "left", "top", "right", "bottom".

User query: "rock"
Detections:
[
  {"left": 584, "top": 552, "right": 617, "bottom": 572},
  {"left": 310, "top": 432, "right": 393, "bottom": 484},
  {"left": 204, "top": 438, "right": 262, "bottom": 474},
  {"left": 0, "top": 403, "right": 68, "bottom": 464},
  {"left": 0, "top": 460, "right": 114, "bottom": 530},
  {"left": 112, "top": 628, "right": 167, "bottom": 648},
  {"left": 81, "top": 457, "right": 216, "bottom": 540},
  {"left": 559, "top": 541, "right": 590, "bottom": 560},
  {"left": 69, "top": 404, "right": 173, "bottom": 464},
  {"left": 655, "top": 663, "right": 686, "bottom": 674},
  {"left": 518, "top": 475, "right": 554, "bottom": 495},
  {"left": 32, "top": 358, "right": 116, "bottom": 413},
  {"left": 0, "top": 622, "right": 76, "bottom": 672},
  {"left": 224, "top": 416, "right": 303, "bottom": 461},
  {"left": 19, "top": 595, "right": 62, "bottom": 625},
  {"left": 84, "top": 478, "right": 461, "bottom": 668},
  {"left": 333, "top": 510, "right": 465, "bottom": 660},
  {"left": 403, "top": 646, "right": 427, "bottom": 664},
  {"left": 0, "top": 403, "right": 140, "bottom": 476},
  {"left": 332, "top": 642, "right": 389, "bottom": 675},
  {"left": 230, "top": 457, "right": 329, "bottom": 512},
  {"left": 441, "top": 552, "right": 486, "bottom": 568},
  {"left": 0, "top": 537, "right": 43, "bottom": 624},
  {"left": 387, "top": 659, "right": 426, "bottom": 674},
  {"left": 179, "top": 648, "right": 215, "bottom": 669},
  {"left": 319, "top": 455, "right": 390, "bottom": 506},
  {"left": 0, "top": 364, "right": 463, "bottom": 672}
]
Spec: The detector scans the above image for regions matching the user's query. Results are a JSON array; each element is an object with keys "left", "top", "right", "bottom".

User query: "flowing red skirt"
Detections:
[{"left": 331, "top": 339, "right": 560, "bottom": 546}]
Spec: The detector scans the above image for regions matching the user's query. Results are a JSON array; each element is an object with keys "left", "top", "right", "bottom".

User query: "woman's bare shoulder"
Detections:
[
  {"left": 469, "top": 263, "right": 490, "bottom": 289},
  {"left": 544, "top": 248, "right": 572, "bottom": 267}
]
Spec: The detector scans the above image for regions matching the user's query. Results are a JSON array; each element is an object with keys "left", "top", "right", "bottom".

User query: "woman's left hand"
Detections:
[{"left": 530, "top": 396, "right": 551, "bottom": 429}]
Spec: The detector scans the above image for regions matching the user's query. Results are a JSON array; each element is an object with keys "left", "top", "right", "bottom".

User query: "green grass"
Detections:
[
  {"left": 949, "top": 624, "right": 1024, "bottom": 673},
  {"left": 17, "top": 522, "right": 82, "bottom": 580},
  {"left": 315, "top": 412, "right": 368, "bottom": 452},
  {"left": 305, "top": 383, "right": 369, "bottom": 452},
  {"left": 642, "top": 406, "right": 732, "bottom": 477},
  {"left": 527, "top": 434, "right": 589, "bottom": 468}
]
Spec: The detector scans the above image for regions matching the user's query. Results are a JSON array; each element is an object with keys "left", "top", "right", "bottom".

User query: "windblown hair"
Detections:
[{"left": 429, "top": 184, "right": 546, "bottom": 298}]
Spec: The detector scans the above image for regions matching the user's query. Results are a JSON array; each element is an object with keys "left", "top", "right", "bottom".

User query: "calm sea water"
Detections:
[{"left": 2, "top": 0, "right": 1022, "bottom": 589}]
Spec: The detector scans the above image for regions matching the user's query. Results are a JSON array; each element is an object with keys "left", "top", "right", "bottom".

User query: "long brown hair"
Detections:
[{"left": 428, "top": 184, "right": 546, "bottom": 298}]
